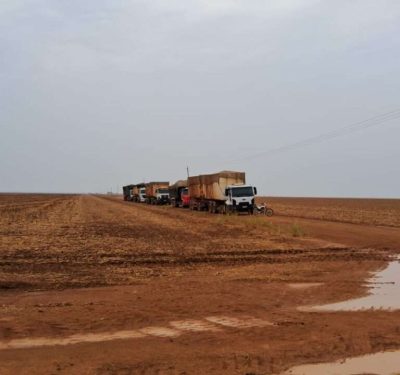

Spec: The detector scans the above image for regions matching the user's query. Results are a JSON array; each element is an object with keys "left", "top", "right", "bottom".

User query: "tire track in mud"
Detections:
[
  {"left": 0, "top": 247, "right": 391, "bottom": 269},
  {"left": 2, "top": 247, "right": 389, "bottom": 291}
]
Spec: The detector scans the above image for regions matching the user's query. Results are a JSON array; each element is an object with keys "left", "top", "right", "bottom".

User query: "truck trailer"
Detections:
[
  {"left": 188, "top": 171, "right": 257, "bottom": 214},
  {"left": 122, "top": 184, "right": 135, "bottom": 201},
  {"left": 169, "top": 180, "right": 190, "bottom": 208},
  {"left": 145, "top": 182, "right": 170, "bottom": 205},
  {"left": 132, "top": 183, "right": 146, "bottom": 203}
]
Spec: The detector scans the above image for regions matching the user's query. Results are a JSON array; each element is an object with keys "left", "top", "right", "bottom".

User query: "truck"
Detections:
[
  {"left": 138, "top": 185, "right": 147, "bottom": 203},
  {"left": 181, "top": 188, "right": 190, "bottom": 208},
  {"left": 188, "top": 171, "right": 257, "bottom": 214},
  {"left": 122, "top": 184, "right": 135, "bottom": 201},
  {"left": 132, "top": 183, "right": 146, "bottom": 203},
  {"left": 169, "top": 180, "right": 190, "bottom": 208},
  {"left": 145, "top": 182, "right": 170, "bottom": 205}
]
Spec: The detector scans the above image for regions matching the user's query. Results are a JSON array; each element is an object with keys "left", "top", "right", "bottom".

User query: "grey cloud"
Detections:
[{"left": 1, "top": 0, "right": 399, "bottom": 196}]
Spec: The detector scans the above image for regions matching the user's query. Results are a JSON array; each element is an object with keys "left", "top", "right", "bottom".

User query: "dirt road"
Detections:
[{"left": 0, "top": 194, "right": 399, "bottom": 374}]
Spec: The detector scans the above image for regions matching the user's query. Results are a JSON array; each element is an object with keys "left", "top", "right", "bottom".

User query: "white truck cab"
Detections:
[
  {"left": 156, "top": 188, "right": 170, "bottom": 204},
  {"left": 225, "top": 184, "right": 257, "bottom": 212},
  {"left": 139, "top": 187, "right": 146, "bottom": 203}
]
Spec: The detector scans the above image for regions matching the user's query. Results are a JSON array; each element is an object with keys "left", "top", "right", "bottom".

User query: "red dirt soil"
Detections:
[{"left": 0, "top": 194, "right": 399, "bottom": 374}]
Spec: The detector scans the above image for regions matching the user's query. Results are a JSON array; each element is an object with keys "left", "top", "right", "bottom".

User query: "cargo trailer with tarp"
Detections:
[
  {"left": 145, "top": 182, "right": 170, "bottom": 205},
  {"left": 188, "top": 171, "right": 257, "bottom": 214},
  {"left": 169, "top": 180, "right": 189, "bottom": 208},
  {"left": 132, "top": 183, "right": 146, "bottom": 202},
  {"left": 122, "top": 184, "right": 135, "bottom": 201}
]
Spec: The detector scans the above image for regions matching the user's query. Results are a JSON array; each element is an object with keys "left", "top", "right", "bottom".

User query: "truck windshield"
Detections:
[
  {"left": 181, "top": 188, "right": 188, "bottom": 196},
  {"left": 231, "top": 186, "right": 254, "bottom": 197}
]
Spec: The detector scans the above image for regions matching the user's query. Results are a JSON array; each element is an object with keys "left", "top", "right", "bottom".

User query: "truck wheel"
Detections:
[
  {"left": 266, "top": 208, "right": 274, "bottom": 217},
  {"left": 224, "top": 205, "right": 232, "bottom": 215}
]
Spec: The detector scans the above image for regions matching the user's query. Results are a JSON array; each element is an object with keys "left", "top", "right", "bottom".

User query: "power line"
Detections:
[{"left": 227, "top": 108, "right": 400, "bottom": 163}]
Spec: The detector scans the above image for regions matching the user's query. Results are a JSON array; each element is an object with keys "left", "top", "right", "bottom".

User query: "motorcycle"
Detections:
[{"left": 254, "top": 202, "right": 274, "bottom": 216}]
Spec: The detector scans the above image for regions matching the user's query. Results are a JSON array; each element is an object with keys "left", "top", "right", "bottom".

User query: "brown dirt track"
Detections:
[{"left": 0, "top": 194, "right": 399, "bottom": 374}]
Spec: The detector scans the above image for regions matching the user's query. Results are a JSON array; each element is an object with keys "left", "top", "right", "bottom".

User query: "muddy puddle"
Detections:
[
  {"left": 283, "top": 350, "right": 400, "bottom": 375},
  {"left": 0, "top": 330, "right": 147, "bottom": 350},
  {"left": 304, "top": 258, "right": 400, "bottom": 311},
  {"left": 0, "top": 315, "right": 272, "bottom": 350}
]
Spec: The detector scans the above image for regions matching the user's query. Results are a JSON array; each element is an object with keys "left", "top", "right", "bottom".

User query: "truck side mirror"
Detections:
[
  {"left": 225, "top": 189, "right": 228, "bottom": 196},
  {"left": 254, "top": 187, "right": 257, "bottom": 195}
]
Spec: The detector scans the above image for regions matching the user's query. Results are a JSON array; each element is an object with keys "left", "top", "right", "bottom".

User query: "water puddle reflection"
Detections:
[
  {"left": 283, "top": 350, "right": 400, "bottom": 375},
  {"left": 304, "top": 258, "right": 400, "bottom": 311}
]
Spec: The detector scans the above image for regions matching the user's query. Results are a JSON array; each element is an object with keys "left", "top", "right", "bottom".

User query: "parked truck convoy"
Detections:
[{"left": 123, "top": 170, "right": 259, "bottom": 214}]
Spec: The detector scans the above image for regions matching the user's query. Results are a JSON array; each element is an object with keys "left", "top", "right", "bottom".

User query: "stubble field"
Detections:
[
  {"left": 0, "top": 194, "right": 399, "bottom": 374},
  {"left": 263, "top": 196, "right": 400, "bottom": 227}
]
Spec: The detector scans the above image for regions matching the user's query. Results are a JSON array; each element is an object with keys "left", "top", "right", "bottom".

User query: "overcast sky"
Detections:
[{"left": 1, "top": 0, "right": 399, "bottom": 197}]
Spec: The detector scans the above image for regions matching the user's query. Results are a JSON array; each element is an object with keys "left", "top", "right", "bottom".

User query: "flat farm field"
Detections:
[
  {"left": 0, "top": 194, "right": 399, "bottom": 375},
  {"left": 262, "top": 196, "right": 400, "bottom": 227}
]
